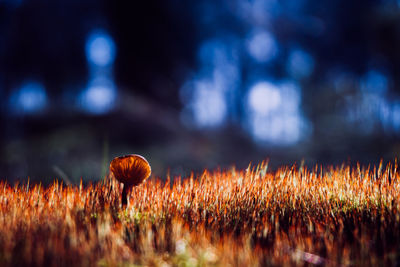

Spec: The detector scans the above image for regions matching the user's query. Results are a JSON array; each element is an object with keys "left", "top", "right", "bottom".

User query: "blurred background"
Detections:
[{"left": 1, "top": 0, "right": 400, "bottom": 184}]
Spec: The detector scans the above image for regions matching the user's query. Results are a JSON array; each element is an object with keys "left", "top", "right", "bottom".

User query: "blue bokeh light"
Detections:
[
  {"left": 247, "top": 81, "right": 281, "bottom": 115},
  {"left": 245, "top": 80, "right": 309, "bottom": 145},
  {"left": 279, "top": 81, "right": 301, "bottom": 113},
  {"left": 258, "top": 115, "right": 302, "bottom": 144},
  {"left": 392, "top": 102, "right": 400, "bottom": 133},
  {"left": 246, "top": 30, "right": 278, "bottom": 63},
  {"left": 360, "top": 70, "right": 388, "bottom": 94},
  {"left": 286, "top": 48, "right": 314, "bottom": 79},
  {"left": 235, "top": 0, "right": 281, "bottom": 25},
  {"left": 181, "top": 39, "right": 240, "bottom": 128},
  {"left": 85, "top": 30, "right": 116, "bottom": 67},
  {"left": 197, "top": 39, "right": 239, "bottom": 71},
  {"left": 79, "top": 77, "right": 117, "bottom": 114},
  {"left": 9, "top": 81, "right": 48, "bottom": 114},
  {"left": 191, "top": 80, "right": 228, "bottom": 127},
  {"left": 343, "top": 70, "right": 395, "bottom": 134}
]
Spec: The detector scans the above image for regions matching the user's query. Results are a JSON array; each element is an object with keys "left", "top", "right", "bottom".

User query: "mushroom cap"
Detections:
[{"left": 110, "top": 154, "right": 151, "bottom": 186}]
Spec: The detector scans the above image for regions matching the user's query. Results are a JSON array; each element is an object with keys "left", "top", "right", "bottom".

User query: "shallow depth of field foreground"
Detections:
[{"left": 1, "top": 161, "right": 400, "bottom": 266}]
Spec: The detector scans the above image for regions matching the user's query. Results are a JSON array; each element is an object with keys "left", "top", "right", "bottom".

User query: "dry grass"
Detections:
[{"left": 1, "top": 160, "right": 400, "bottom": 266}]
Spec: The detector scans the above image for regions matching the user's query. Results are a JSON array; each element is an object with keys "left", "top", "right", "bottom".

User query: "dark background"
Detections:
[{"left": 1, "top": 0, "right": 400, "bottom": 184}]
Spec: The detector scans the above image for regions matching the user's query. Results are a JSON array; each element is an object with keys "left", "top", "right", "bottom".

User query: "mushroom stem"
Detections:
[
  {"left": 110, "top": 154, "right": 151, "bottom": 207},
  {"left": 121, "top": 184, "right": 132, "bottom": 207}
]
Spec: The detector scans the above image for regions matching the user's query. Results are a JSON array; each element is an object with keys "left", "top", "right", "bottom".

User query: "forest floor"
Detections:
[{"left": 0, "top": 160, "right": 399, "bottom": 266}]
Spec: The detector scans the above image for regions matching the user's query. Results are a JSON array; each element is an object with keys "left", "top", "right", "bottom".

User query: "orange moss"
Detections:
[{"left": 0, "top": 160, "right": 399, "bottom": 266}]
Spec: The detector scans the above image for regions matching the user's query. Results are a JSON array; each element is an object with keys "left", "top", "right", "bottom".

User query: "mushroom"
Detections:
[{"left": 109, "top": 154, "right": 151, "bottom": 206}]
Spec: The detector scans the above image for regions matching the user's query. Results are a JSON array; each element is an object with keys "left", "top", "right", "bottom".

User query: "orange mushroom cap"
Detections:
[{"left": 110, "top": 154, "right": 151, "bottom": 186}]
